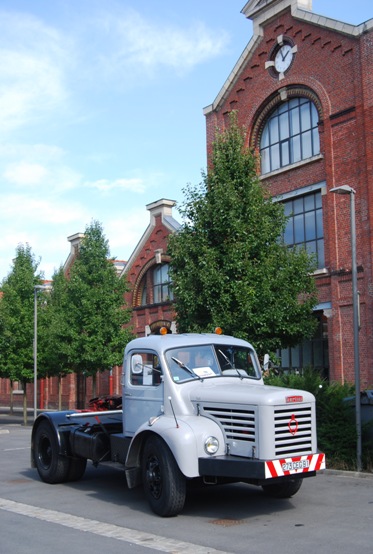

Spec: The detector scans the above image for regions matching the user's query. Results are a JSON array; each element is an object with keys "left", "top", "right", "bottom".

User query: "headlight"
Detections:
[{"left": 204, "top": 436, "right": 219, "bottom": 455}]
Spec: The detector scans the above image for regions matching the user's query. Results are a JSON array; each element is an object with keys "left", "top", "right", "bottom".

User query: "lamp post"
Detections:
[
  {"left": 34, "top": 285, "right": 47, "bottom": 421},
  {"left": 330, "top": 185, "right": 362, "bottom": 471}
]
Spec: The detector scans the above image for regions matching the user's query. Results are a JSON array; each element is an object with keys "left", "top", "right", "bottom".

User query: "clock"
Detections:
[
  {"left": 265, "top": 36, "right": 297, "bottom": 80},
  {"left": 274, "top": 44, "right": 293, "bottom": 73}
]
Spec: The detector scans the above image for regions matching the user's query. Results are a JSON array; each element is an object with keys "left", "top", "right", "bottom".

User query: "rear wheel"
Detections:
[
  {"left": 262, "top": 478, "right": 303, "bottom": 498},
  {"left": 67, "top": 457, "right": 87, "bottom": 482},
  {"left": 34, "top": 420, "right": 70, "bottom": 484},
  {"left": 142, "top": 435, "right": 186, "bottom": 517}
]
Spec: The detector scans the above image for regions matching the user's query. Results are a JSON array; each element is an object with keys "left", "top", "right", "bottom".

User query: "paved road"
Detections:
[{"left": 1, "top": 412, "right": 373, "bottom": 554}]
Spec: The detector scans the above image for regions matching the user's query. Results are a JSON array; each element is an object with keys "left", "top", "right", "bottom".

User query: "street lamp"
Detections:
[
  {"left": 34, "top": 285, "right": 47, "bottom": 421},
  {"left": 330, "top": 185, "right": 362, "bottom": 471}
]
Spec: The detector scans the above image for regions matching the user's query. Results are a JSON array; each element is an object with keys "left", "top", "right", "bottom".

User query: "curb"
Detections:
[{"left": 324, "top": 468, "right": 373, "bottom": 479}]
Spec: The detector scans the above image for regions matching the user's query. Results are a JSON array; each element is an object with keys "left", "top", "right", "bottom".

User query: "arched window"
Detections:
[
  {"left": 136, "top": 263, "right": 174, "bottom": 306},
  {"left": 260, "top": 97, "right": 320, "bottom": 174}
]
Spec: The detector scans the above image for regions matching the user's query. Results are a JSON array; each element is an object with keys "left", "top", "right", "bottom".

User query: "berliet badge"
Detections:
[{"left": 288, "top": 414, "right": 299, "bottom": 435}]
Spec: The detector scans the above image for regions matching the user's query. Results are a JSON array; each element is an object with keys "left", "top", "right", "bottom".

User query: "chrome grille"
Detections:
[
  {"left": 274, "top": 405, "right": 313, "bottom": 456},
  {"left": 201, "top": 405, "right": 256, "bottom": 443}
]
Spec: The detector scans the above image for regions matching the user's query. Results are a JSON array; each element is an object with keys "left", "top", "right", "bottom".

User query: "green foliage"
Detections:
[
  {"left": 61, "top": 220, "right": 133, "bottom": 375},
  {"left": 168, "top": 113, "right": 318, "bottom": 354},
  {"left": 264, "top": 369, "right": 373, "bottom": 470},
  {"left": 38, "top": 267, "right": 71, "bottom": 379},
  {"left": 0, "top": 244, "right": 43, "bottom": 383}
]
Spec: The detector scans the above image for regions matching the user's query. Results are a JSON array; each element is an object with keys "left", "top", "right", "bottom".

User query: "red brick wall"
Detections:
[{"left": 205, "top": 8, "right": 373, "bottom": 388}]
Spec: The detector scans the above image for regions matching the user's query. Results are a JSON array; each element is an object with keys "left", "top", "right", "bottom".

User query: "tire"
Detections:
[
  {"left": 34, "top": 420, "right": 70, "bottom": 484},
  {"left": 67, "top": 457, "right": 87, "bottom": 482},
  {"left": 142, "top": 435, "right": 186, "bottom": 517},
  {"left": 262, "top": 478, "right": 303, "bottom": 498}
]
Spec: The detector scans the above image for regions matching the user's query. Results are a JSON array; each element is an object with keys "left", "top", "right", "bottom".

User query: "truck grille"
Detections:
[
  {"left": 200, "top": 404, "right": 256, "bottom": 457},
  {"left": 274, "top": 405, "right": 313, "bottom": 456}
]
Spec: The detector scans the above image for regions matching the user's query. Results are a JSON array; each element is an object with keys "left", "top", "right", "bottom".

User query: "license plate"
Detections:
[{"left": 282, "top": 459, "right": 310, "bottom": 471}]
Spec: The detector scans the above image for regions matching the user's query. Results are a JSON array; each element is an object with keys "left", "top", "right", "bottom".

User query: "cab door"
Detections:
[{"left": 123, "top": 350, "right": 163, "bottom": 436}]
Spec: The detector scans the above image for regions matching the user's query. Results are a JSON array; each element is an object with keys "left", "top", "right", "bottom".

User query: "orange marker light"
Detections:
[{"left": 214, "top": 327, "right": 223, "bottom": 335}]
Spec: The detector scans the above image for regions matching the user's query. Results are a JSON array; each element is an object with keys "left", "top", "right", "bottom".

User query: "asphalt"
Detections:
[{"left": 0, "top": 406, "right": 37, "bottom": 427}]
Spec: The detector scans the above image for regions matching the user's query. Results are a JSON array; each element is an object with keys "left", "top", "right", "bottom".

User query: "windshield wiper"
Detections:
[
  {"left": 171, "top": 357, "right": 201, "bottom": 379},
  {"left": 218, "top": 349, "right": 244, "bottom": 379}
]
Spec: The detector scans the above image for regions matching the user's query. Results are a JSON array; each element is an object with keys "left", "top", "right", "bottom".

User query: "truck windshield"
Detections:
[{"left": 165, "top": 344, "right": 260, "bottom": 383}]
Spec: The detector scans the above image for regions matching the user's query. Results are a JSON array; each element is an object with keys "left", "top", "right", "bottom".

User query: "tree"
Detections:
[
  {"left": 38, "top": 267, "right": 71, "bottom": 410},
  {"left": 0, "top": 244, "right": 43, "bottom": 423},
  {"left": 168, "top": 113, "right": 318, "bottom": 355},
  {"left": 63, "top": 221, "right": 133, "bottom": 404}
]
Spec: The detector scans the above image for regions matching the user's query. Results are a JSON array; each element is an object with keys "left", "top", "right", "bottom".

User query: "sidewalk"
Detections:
[{"left": 0, "top": 406, "right": 36, "bottom": 426}]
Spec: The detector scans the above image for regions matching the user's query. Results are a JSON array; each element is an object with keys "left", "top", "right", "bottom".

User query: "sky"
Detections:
[{"left": 0, "top": 0, "right": 372, "bottom": 281}]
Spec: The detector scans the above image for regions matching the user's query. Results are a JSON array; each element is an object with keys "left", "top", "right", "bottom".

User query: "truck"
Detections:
[{"left": 31, "top": 330, "right": 325, "bottom": 517}]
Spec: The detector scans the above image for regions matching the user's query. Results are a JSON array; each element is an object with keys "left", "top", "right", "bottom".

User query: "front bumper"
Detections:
[{"left": 199, "top": 452, "right": 325, "bottom": 481}]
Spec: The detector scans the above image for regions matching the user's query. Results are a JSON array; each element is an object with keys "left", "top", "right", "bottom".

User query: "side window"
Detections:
[
  {"left": 130, "top": 352, "right": 162, "bottom": 386},
  {"left": 283, "top": 191, "right": 324, "bottom": 269}
]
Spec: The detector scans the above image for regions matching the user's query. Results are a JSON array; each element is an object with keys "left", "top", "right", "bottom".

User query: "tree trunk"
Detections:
[
  {"left": 92, "top": 372, "right": 97, "bottom": 399},
  {"left": 22, "top": 381, "right": 28, "bottom": 426},
  {"left": 58, "top": 375, "right": 62, "bottom": 411},
  {"left": 10, "top": 381, "right": 14, "bottom": 414}
]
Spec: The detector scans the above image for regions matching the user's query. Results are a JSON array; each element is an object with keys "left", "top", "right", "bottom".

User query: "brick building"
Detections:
[
  {"left": 203, "top": 0, "right": 373, "bottom": 386},
  {"left": 120, "top": 198, "right": 180, "bottom": 337}
]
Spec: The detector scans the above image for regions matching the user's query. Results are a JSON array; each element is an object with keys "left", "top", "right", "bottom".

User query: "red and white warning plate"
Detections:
[{"left": 265, "top": 453, "right": 325, "bottom": 478}]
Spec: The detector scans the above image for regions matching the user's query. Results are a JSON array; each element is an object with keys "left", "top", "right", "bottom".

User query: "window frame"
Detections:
[{"left": 259, "top": 97, "right": 320, "bottom": 175}]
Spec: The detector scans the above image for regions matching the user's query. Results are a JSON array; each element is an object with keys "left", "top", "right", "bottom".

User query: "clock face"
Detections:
[{"left": 274, "top": 44, "right": 293, "bottom": 73}]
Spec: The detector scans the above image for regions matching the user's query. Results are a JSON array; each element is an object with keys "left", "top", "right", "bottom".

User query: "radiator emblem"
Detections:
[{"left": 288, "top": 414, "right": 299, "bottom": 435}]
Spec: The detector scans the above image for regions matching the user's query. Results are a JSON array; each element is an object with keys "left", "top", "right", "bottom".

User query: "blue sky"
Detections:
[{"left": 0, "top": 0, "right": 371, "bottom": 281}]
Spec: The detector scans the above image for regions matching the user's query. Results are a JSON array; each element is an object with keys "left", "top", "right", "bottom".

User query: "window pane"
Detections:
[
  {"left": 294, "top": 213, "right": 305, "bottom": 243},
  {"left": 291, "top": 346, "right": 300, "bottom": 367},
  {"left": 293, "top": 197, "right": 303, "bottom": 214},
  {"left": 311, "top": 103, "right": 319, "bottom": 126},
  {"left": 302, "top": 130, "right": 312, "bottom": 158},
  {"left": 279, "top": 112, "right": 289, "bottom": 139},
  {"left": 270, "top": 143, "right": 280, "bottom": 171},
  {"left": 316, "top": 208, "right": 323, "bottom": 238},
  {"left": 281, "top": 140, "right": 290, "bottom": 166},
  {"left": 261, "top": 125, "right": 269, "bottom": 147},
  {"left": 305, "top": 210, "right": 316, "bottom": 241},
  {"left": 302, "top": 341, "right": 312, "bottom": 366},
  {"left": 312, "top": 127, "right": 320, "bottom": 155},
  {"left": 269, "top": 117, "right": 279, "bottom": 143},
  {"left": 284, "top": 219, "right": 293, "bottom": 243},
  {"left": 304, "top": 194, "right": 315, "bottom": 212},
  {"left": 300, "top": 102, "right": 311, "bottom": 130},
  {"left": 306, "top": 240, "right": 316, "bottom": 257},
  {"left": 291, "top": 134, "right": 301, "bottom": 163},
  {"left": 284, "top": 201, "right": 293, "bottom": 216},
  {"left": 281, "top": 348, "right": 290, "bottom": 368},
  {"left": 290, "top": 106, "right": 300, "bottom": 135},
  {"left": 261, "top": 148, "right": 270, "bottom": 174}
]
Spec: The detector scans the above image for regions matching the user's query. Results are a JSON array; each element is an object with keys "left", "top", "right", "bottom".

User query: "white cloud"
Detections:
[
  {"left": 0, "top": 11, "right": 71, "bottom": 134},
  {"left": 86, "top": 177, "right": 146, "bottom": 194},
  {"left": 3, "top": 161, "right": 48, "bottom": 186},
  {"left": 88, "top": 9, "right": 229, "bottom": 82}
]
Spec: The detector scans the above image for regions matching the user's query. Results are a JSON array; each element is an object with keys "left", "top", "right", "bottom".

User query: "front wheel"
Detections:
[
  {"left": 262, "top": 478, "right": 303, "bottom": 498},
  {"left": 34, "top": 420, "right": 70, "bottom": 484},
  {"left": 142, "top": 435, "right": 186, "bottom": 517}
]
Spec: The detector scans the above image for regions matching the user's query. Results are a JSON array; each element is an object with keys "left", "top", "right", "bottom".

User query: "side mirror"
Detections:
[{"left": 263, "top": 354, "right": 270, "bottom": 372}]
